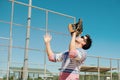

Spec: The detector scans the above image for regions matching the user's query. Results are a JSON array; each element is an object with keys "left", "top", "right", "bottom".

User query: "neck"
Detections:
[{"left": 75, "top": 43, "right": 82, "bottom": 48}]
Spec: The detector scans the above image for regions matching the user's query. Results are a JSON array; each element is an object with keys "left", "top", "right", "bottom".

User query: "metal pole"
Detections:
[
  {"left": 97, "top": 56, "right": 100, "bottom": 80},
  {"left": 45, "top": 10, "right": 48, "bottom": 34},
  {"left": 7, "top": 0, "right": 14, "bottom": 80},
  {"left": 118, "top": 59, "right": 120, "bottom": 80},
  {"left": 44, "top": 10, "right": 48, "bottom": 80},
  {"left": 73, "top": 17, "right": 76, "bottom": 24},
  {"left": 23, "top": 0, "right": 32, "bottom": 80},
  {"left": 110, "top": 58, "right": 112, "bottom": 80}
]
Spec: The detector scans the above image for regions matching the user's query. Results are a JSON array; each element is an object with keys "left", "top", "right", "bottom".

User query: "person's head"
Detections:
[{"left": 75, "top": 34, "right": 92, "bottom": 50}]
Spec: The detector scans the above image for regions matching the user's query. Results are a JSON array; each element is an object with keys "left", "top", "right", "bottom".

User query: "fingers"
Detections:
[
  {"left": 45, "top": 33, "right": 52, "bottom": 38},
  {"left": 43, "top": 33, "right": 52, "bottom": 42}
]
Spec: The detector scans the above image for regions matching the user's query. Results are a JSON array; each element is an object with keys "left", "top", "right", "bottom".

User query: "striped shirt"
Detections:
[{"left": 48, "top": 48, "right": 87, "bottom": 80}]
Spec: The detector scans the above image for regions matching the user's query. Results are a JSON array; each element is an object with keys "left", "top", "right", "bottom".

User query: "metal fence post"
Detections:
[
  {"left": 23, "top": 0, "right": 32, "bottom": 80},
  {"left": 7, "top": 0, "right": 14, "bottom": 80},
  {"left": 97, "top": 56, "right": 100, "bottom": 80},
  {"left": 118, "top": 59, "right": 120, "bottom": 80}
]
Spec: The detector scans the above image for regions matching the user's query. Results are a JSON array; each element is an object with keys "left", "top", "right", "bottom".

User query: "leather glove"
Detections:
[{"left": 68, "top": 19, "right": 83, "bottom": 37}]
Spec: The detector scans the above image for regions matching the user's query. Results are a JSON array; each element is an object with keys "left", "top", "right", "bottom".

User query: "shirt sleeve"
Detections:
[
  {"left": 55, "top": 53, "right": 63, "bottom": 62},
  {"left": 74, "top": 49, "right": 87, "bottom": 61},
  {"left": 74, "top": 50, "right": 82, "bottom": 60},
  {"left": 48, "top": 53, "right": 63, "bottom": 62},
  {"left": 69, "top": 49, "right": 86, "bottom": 61}
]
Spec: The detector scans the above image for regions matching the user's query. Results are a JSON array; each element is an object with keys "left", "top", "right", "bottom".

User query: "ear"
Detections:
[{"left": 82, "top": 41, "right": 86, "bottom": 46}]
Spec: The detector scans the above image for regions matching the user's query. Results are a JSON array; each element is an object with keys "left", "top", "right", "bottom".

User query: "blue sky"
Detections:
[
  {"left": 35, "top": 0, "right": 120, "bottom": 59},
  {"left": 0, "top": 0, "right": 120, "bottom": 73},
  {"left": 40, "top": 0, "right": 120, "bottom": 59}
]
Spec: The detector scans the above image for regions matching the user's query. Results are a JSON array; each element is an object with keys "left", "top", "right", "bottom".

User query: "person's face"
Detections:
[{"left": 75, "top": 36, "right": 87, "bottom": 46}]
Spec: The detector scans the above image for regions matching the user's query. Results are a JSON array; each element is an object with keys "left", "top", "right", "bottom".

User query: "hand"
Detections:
[
  {"left": 71, "top": 31, "right": 81, "bottom": 37},
  {"left": 44, "top": 33, "right": 52, "bottom": 43}
]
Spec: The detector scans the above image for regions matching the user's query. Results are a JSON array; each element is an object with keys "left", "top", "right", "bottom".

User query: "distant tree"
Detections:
[{"left": 53, "top": 75, "right": 59, "bottom": 80}]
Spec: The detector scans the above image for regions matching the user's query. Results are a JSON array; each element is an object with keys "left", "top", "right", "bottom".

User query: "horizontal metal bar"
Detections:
[
  {"left": 0, "top": 20, "right": 25, "bottom": 27},
  {"left": 88, "top": 55, "right": 120, "bottom": 60},
  {"left": 0, "top": 43, "right": 120, "bottom": 60},
  {"left": 0, "top": 44, "right": 43, "bottom": 52},
  {"left": 0, "top": 19, "right": 69, "bottom": 36},
  {"left": 0, "top": 37, "right": 9, "bottom": 40},
  {"left": 0, "top": 44, "right": 61, "bottom": 54},
  {"left": 9, "top": 0, "right": 75, "bottom": 19},
  {"left": 0, "top": 70, "right": 8, "bottom": 73}
]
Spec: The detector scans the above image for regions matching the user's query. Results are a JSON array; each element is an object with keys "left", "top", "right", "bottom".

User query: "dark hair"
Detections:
[{"left": 82, "top": 34, "right": 92, "bottom": 50}]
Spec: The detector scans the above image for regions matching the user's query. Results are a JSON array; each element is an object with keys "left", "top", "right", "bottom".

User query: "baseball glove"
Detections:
[{"left": 68, "top": 19, "right": 83, "bottom": 37}]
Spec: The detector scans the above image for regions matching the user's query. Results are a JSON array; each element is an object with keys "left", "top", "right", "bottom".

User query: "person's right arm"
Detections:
[
  {"left": 44, "top": 33, "right": 55, "bottom": 62},
  {"left": 44, "top": 33, "right": 63, "bottom": 62}
]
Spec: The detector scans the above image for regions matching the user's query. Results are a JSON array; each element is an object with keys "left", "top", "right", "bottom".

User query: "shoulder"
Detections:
[
  {"left": 76, "top": 48, "right": 87, "bottom": 55},
  {"left": 58, "top": 50, "right": 69, "bottom": 56}
]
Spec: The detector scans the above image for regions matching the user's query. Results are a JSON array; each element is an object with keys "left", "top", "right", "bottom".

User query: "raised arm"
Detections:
[
  {"left": 44, "top": 33, "right": 55, "bottom": 62},
  {"left": 69, "top": 24, "right": 78, "bottom": 58},
  {"left": 69, "top": 31, "right": 77, "bottom": 51}
]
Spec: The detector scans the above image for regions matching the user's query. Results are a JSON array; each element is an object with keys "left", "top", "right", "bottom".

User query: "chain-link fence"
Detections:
[{"left": 0, "top": 0, "right": 120, "bottom": 80}]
